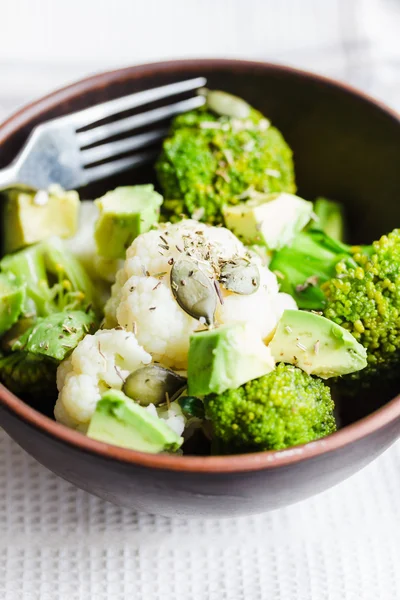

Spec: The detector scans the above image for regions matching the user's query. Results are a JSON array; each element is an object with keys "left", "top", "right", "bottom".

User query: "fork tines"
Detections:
[{"left": 76, "top": 77, "right": 207, "bottom": 181}]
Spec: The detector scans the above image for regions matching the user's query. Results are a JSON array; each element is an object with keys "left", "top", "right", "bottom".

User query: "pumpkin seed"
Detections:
[
  {"left": 206, "top": 90, "right": 251, "bottom": 119},
  {"left": 123, "top": 365, "right": 187, "bottom": 407},
  {"left": 171, "top": 259, "right": 216, "bottom": 324},
  {"left": 219, "top": 259, "right": 260, "bottom": 295},
  {"left": 178, "top": 396, "right": 205, "bottom": 419}
]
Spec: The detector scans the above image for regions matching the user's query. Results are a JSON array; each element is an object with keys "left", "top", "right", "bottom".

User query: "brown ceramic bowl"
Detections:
[{"left": 1, "top": 59, "right": 400, "bottom": 518}]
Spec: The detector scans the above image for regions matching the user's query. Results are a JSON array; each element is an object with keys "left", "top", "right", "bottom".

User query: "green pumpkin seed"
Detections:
[
  {"left": 178, "top": 396, "right": 205, "bottom": 419},
  {"left": 219, "top": 259, "right": 260, "bottom": 295},
  {"left": 206, "top": 90, "right": 250, "bottom": 119},
  {"left": 123, "top": 365, "right": 187, "bottom": 407},
  {"left": 171, "top": 259, "right": 216, "bottom": 325}
]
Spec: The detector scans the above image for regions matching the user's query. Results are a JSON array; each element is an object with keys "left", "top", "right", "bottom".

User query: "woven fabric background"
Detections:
[{"left": 1, "top": 428, "right": 400, "bottom": 600}]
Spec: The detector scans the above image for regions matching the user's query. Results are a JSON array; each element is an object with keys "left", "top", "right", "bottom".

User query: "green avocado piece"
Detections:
[
  {"left": 223, "top": 192, "right": 313, "bottom": 249},
  {"left": 3, "top": 186, "right": 79, "bottom": 253},
  {"left": 268, "top": 309, "right": 367, "bottom": 379},
  {"left": 313, "top": 197, "right": 346, "bottom": 242},
  {"left": 87, "top": 389, "right": 183, "bottom": 453},
  {"left": 188, "top": 322, "right": 275, "bottom": 396},
  {"left": 0, "top": 273, "right": 25, "bottom": 336},
  {"left": 12, "top": 310, "right": 97, "bottom": 362},
  {"left": 94, "top": 185, "right": 163, "bottom": 259}
]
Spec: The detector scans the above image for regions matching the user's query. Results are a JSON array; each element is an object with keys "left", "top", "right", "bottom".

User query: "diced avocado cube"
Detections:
[
  {"left": 313, "top": 197, "right": 346, "bottom": 242},
  {"left": 87, "top": 389, "right": 183, "bottom": 453},
  {"left": 223, "top": 192, "right": 313, "bottom": 249},
  {"left": 3, "top": 185, "right": 79, "bottom": 253},
  {"left": 0, "top": 273, "right": 25, "bottom": 335},
  {"left": 269, "top": 309, "right": 367, "bottom": 378},
  {"left": 188, "top": 322, "right": 275, "bottom": 396},
  {"left": 94, "top": 185, "right": 163, "bottom": 259}
]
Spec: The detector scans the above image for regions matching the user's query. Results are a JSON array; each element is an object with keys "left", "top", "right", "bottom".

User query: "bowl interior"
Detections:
[{"left": 1, "top": 59, "right": 399, "bottom": 435}]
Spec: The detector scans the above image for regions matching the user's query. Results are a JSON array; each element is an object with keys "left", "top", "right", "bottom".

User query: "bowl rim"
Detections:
[{"left": 1, "top": 57, "right": 400, "bottom": 474}]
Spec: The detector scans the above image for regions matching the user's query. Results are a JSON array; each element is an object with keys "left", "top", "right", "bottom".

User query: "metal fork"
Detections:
[{"left": 0, "top": 77, "right": 206, "bottom": 191}]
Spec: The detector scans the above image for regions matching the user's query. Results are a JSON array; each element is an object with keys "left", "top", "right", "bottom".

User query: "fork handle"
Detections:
[{"left": 0, "top": 163, "right": 19, "bottom": 192}]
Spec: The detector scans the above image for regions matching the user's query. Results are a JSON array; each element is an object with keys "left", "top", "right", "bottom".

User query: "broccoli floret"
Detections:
[
  {"left": 322, "top": 229, "right": 400, "bottom": 382},
  {"left": 269, "top": 229, "right": 358, "bottom": 309},
  {"left": 204, "top": 363, "right": 336, "bottom": 452},
  {"left": 0, "top": 236, "right": 98, "bottom": 318},
  {"left": 0, "top": 351, "right": 57, "bottom": 400},
  {"left": 156, "top": 98, "right": 295, "bottom": 224},
  {"left": 272, "top": 227, "right": 400, "bottom": 388}
]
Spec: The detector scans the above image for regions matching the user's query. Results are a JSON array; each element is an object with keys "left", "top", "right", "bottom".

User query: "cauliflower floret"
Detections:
[
  {"left": 105, "top": 220, "right": 296, "bottom": 369},
  {"left": 216, "top": 263, "right": 284, "bottom": 342},
  {"left": 116, "top": 275, "right": 197, "bottom": 368},
  {"left": 146, "top": 402, "right": 186, "bottom": 437},
  {"left": 54, "top": 328, "right": 152, "bottom": 430}
]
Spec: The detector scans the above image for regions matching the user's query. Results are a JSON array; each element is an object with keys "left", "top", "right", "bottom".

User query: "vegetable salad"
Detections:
[{"left": 0, "top": 89, "right": 396, "bottom": 456}]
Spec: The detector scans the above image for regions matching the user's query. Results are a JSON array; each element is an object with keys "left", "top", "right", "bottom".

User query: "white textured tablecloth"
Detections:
[{"left": 1, "top": 427, "right": 400, "bottom": 600}]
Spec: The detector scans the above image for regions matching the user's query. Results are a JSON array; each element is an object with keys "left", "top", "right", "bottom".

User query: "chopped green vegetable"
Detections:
[
  {"left": 269, "top": 309, "right": 367, "bottom": 378},
  {"left": 269, "top": 229, "right": 360, "bottom": 309},
  {"left": 0, "top": 351, "right": 57, "bottom": 400},
  {"left": 0, "top": 316, "right": 35, "bottom": 353},
  {"left": 223, "top": 192, "right": 313, "bottom": 248},
  {"left": 3, "top": 186, "right": 79, "bottom": 253},
  {"left": 94, "top": 185, "right": 163, "bottom": 259},
  {"left": 156, "top": 97, "right": 295, "bottom": 224},
  {"left": 188, "top": 322, "right": 274, "bottom": 397},
  {"left": 0, "top": 237, "right": 98, "bottom": 317},
  {"left": 205, "top": 363, "right": 336, "bottom": 453},
  {"left": 313, "top": 197, "right": 346, "bottom": 242},
  {"left": 12, "top": 310, "right": 97, "bottom": 362},
  {"left": 87, "top": 389, "right": 183, "bottom": 453},
  {"left": 322, "top": 229, "right": 400, "bottom": 384},
  {"left": 0, "top": 273, "right": 25, "bottom": 335}
]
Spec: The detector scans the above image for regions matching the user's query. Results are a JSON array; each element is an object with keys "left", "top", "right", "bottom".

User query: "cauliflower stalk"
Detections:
[{"left": 104, "top": 219, "right": 296, "bottom": 369}]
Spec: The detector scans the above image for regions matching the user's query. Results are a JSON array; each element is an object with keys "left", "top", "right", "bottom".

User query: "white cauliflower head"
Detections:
[
  {"left": 104, "top": 219, "right": 296, "bottom": 369},
  {"left": 54, "top": 328, "right": 152, "bottom": 430},
  {"left": 145, "top": 402, "right": 186, "bottom": 437}
]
